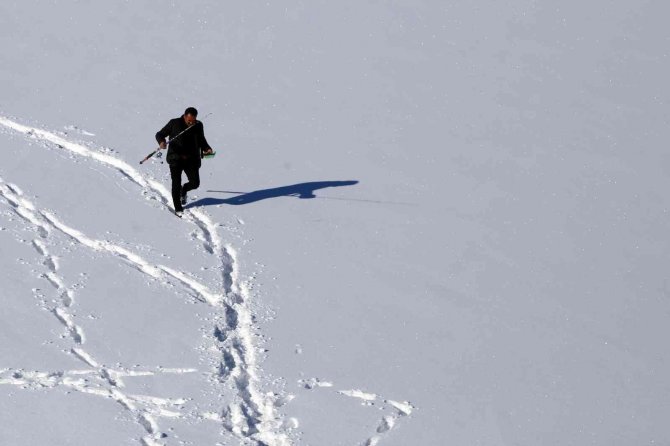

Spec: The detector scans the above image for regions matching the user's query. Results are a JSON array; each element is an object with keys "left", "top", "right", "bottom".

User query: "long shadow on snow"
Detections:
[{"left": 186, "top": 180, "right": 359, "bottom": 207}]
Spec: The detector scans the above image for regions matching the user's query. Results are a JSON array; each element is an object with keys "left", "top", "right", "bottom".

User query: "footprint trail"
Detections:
[
  {"left": 0, "top": 116, "right": 415, "bottom": 446},
  {"left": 0, "top": 117, "right": 291, "bottom": 445}
]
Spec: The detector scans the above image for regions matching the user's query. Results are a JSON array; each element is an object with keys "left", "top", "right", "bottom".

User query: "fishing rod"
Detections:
[{"left": 139, "top": 112, "right": 213, "bottom": 164}]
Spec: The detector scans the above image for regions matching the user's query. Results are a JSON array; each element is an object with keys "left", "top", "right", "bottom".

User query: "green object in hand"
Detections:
[{"left": 203, "top": 151, "right": 216, "bottom": 159}]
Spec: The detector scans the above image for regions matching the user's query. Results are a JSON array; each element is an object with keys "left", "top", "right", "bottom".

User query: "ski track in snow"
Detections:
[{"left": 0, "top": 116, "right": 416, "bottom": 445}]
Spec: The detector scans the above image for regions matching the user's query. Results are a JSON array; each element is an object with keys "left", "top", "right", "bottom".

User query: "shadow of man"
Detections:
[{"left": 188, "top": 180, "right": 359, "bottom": 207}]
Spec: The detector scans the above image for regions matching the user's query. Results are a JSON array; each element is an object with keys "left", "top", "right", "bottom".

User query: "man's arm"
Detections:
[{"left": 155, "top": 120, "right": 173, "bottom": 149}]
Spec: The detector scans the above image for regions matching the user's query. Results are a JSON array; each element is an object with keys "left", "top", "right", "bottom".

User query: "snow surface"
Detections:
[{"left": 1, "top": 1, "right": 670, "bottom": 445}]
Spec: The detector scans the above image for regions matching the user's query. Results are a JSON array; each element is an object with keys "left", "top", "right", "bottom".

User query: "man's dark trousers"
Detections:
[{"left": 170, "top": 161, "right": 200, "bottom": 212}]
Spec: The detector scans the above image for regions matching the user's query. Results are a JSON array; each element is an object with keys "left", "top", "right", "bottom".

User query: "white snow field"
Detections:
[{"left": 1, "top": 1, "right": 670, "bottom": 445}]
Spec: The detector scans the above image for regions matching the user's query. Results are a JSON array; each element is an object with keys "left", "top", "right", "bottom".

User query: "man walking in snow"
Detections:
[{"left": 156, "top": 107, "right": 214, "bottom": 217}]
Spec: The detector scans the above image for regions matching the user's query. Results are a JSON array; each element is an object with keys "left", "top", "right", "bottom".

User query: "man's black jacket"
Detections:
[{"left": 156, "top": 117, "right": 211, "bottom": 167}]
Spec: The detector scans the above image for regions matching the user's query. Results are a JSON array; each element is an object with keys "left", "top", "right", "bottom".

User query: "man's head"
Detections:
[{"left": 183, "top": 107, "right": 198, "bottom": 126}]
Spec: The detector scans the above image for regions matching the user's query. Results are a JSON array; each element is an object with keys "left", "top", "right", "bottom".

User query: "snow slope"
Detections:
[{"left": 2, "top": 1, "right": 670, "bottom": 445}]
